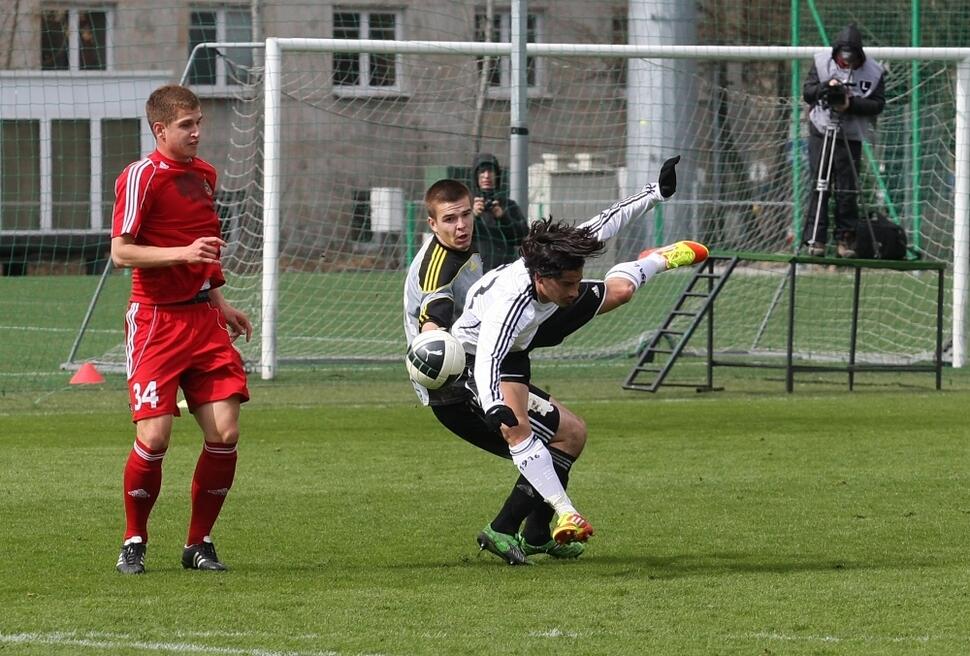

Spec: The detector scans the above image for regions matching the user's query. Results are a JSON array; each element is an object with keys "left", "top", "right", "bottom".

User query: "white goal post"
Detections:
[{"left": 259, "top": 38, "right": 970, "bottom": 379}]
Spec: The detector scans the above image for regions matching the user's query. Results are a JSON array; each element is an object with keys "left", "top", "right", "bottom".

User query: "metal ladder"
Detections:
[{"left": 623, "top": 255, "right": 739, "bottom": 392}]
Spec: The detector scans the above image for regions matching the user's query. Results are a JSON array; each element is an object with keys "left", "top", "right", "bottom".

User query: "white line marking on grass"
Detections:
[
  {"left": 0, "top": 631, "right": 392, "bottom": 656},
  {"left": 171, "top": 630, "right": 321, "bottom": 640},
  {"left": 0, "top": 324, "right": 120, "bottom": 335},
  {"left": 732, "top": 632, "right": 933, "bottom": 644},
  {"left": 529, "top": 628, "right": 579, "bottom": 638},
  {"left": 172, "top": 631, "right": 329, "bottom": 642}
]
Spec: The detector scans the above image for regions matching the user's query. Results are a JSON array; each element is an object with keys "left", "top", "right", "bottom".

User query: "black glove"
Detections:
[
  {"left": 658, "top": 155, "right": 680, "bottom": 198},
  {"left": 484, "top": 404, "right": 519, "bottom": 432}
]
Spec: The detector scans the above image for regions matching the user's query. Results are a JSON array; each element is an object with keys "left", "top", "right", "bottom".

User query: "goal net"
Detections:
[{"left": 68, "top": 41, "right": 967, "bottom": 380}]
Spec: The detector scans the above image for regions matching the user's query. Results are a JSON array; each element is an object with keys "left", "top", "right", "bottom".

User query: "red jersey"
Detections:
[{"left": 112, "top": 150, "right": 226, "bottom": 304}]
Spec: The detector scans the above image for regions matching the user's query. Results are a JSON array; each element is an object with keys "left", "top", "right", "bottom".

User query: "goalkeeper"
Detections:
[{"left": 404, "top": 157, "right": 707, "bottom": 564}]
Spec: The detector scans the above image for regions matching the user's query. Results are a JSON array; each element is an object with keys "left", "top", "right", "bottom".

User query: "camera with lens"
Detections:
[
  {"left": 481, "top": 191, "right": 498, "bottom": 212},
  {"left": 820, "top": 79, "right": 848, "bottom": 108}
]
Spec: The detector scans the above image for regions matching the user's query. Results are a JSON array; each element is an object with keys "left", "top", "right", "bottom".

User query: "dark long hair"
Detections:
[{"left": 520, "top": 217, "right": 606, "bottom": 278}]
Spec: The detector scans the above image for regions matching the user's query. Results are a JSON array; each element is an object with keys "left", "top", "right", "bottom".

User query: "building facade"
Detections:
[{"left": 0, "top": 1, "right": 627, "bottom": 272}]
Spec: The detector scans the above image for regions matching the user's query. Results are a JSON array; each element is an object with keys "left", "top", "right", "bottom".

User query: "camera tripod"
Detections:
[
  {"left": 802, "top": 75, "right": 880, "bottom": 259},
  {"left": 804, "top": 113, "right": 860, "bottom": 256},
  {"left": 804, "top": 117, "right": 883, "bottom": 259}
]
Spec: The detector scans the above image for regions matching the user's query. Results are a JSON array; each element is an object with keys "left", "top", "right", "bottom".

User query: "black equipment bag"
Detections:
[{"left": 855, "top": 213, "right": 909, "bottom": 260}]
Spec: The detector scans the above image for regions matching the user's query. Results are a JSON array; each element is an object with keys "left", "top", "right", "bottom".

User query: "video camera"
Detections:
[{"left": 819, "top": 79, "right": 854, "bottom": 108}]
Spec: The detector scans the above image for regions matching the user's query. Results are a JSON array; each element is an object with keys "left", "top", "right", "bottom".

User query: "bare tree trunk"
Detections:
[{"left": 4, "top": 0, "right": 22, "bottom": 69}]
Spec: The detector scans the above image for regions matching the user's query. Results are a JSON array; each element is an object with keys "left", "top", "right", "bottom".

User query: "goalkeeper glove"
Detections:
[
  {"left": 659, "top": 155, "right": 681, "bottom": 198},
  {"left": 484, "top": 404, "right": 519, "bottom": 432}
]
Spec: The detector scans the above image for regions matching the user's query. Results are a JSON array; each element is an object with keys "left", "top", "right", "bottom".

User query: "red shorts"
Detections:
[{"left": 124, "top": 300, "right": 250, "bottom": 422}]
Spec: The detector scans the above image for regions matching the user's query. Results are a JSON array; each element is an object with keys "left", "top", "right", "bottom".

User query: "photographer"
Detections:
[
  {"left": 802, "top": 24, "right": 885, "bottom": 258},
  {"left": 471, "top": 153, "right": 529, "bottom": 271}
]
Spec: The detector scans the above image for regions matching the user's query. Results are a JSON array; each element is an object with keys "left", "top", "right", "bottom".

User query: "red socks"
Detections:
[
  {"left": 186, "top": 441, "right": 238, "bottom": 546},
  {"left": 122, "top": 438, "right": 166, "bottom": 542}
]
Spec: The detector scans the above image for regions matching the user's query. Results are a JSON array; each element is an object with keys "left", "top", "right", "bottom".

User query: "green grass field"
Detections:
[{"left": 2, "top": 363, "right": 970, "bottom": 655}]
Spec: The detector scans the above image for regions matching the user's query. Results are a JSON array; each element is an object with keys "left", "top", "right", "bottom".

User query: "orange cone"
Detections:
[{"left": 70, "top": 362, "right": 105, "bottom": 385}]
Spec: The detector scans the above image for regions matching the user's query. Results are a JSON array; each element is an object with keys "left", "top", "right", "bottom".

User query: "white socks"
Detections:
[
  {"left": 604, "top": 252, "right": 666, "bottom": 292},
  {"left": 509, "top": 434, "right": 575, "bottom": 515}
]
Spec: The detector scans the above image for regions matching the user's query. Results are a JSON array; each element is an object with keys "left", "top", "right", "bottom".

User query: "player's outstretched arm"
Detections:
[
  {"left": 657, "top": 155, "right": 679, "bottom": 199},
  {"left": 578, "top": 155, "right": 680, "bottom": 243}
]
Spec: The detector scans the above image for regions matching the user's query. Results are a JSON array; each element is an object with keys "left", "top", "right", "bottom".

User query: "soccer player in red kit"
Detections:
[{"left": 111, "top": 85, "right": 251, "bottom": 574}]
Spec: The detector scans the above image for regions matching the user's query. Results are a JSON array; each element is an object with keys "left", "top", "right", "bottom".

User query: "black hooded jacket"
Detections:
[
  {"left": 803, "top": 24, "right": 886, "bottom": 142},
  {"left": 470, "top": 153, "right": 529, "bottom": 271},
  {"left": 831, "top": 23, "right": 867, "bottom": 67}
]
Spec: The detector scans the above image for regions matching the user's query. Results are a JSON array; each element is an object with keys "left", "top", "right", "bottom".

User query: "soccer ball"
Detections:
[{"left": 405, "top": 330, "right": 466, "bottom": 390}]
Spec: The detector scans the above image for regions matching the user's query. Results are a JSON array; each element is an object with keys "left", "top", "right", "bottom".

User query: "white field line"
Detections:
[
  {"left": 730, "top": 632, "right": 938, "bottom": 644},
  {"left": 170, "top": 631, "right": 324, "bottom": 640},
  {"left": 0, "top": 325, "right": 120, "bottom": 334},
  {"left": 528, "top": 628, "right": 579, "bottom": 638},
  {"left": 0, "top": 631, "right": 391, "bottom": 656}
]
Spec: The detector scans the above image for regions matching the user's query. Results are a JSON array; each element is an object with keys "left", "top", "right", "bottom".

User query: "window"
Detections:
[
  {"left": 474, "top": 10, "right": 543, "bottom": 94},
  {"left": 0, "top": 121, "right": 41, "bottom": 230},
  {"left": 52, "top": 120, "right": 91, "bottom": 229},
  {"left": 0, "top": 118, "right": 141, "bottom": 231},
  {"left": 101, "top": 120, "right": 142, "bottom": 221},
  {"left": 188, "top": 7, "right": 254, "bottom": 89},
  {"left": 350, "top": 189, "right": 373, "bottom": 243},
  {"left": 332, "top": 10, "right": 403, "bottom": 95},
  {"left": 41, "top": 7, "right": 112, "bottom": 71}
]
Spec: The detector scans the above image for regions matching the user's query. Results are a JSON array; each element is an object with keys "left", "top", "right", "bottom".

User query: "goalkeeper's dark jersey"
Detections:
[{"left": 403, "top": 235, "right": 483, "bottom": 406}]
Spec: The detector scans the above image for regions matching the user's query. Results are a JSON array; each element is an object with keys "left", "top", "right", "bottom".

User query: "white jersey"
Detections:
[
  {"left": 451, "top": 260, "right": 560, "bottom": 412},
  {"left": 451, "top": 183, "right": 665, "bottom": 412}
]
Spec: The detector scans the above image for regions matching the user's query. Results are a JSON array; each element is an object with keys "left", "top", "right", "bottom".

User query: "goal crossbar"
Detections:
[{"left": 267, "top": 39, "right": 970, "bottom": 61}]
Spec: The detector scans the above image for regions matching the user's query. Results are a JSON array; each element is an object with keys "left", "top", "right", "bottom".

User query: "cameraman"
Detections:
[
  {"left": 471, "top": 153, "right": 529, "bottom": 271},
  {"left": 802, "top": 24, "right": 885, "bottom": 258}
]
